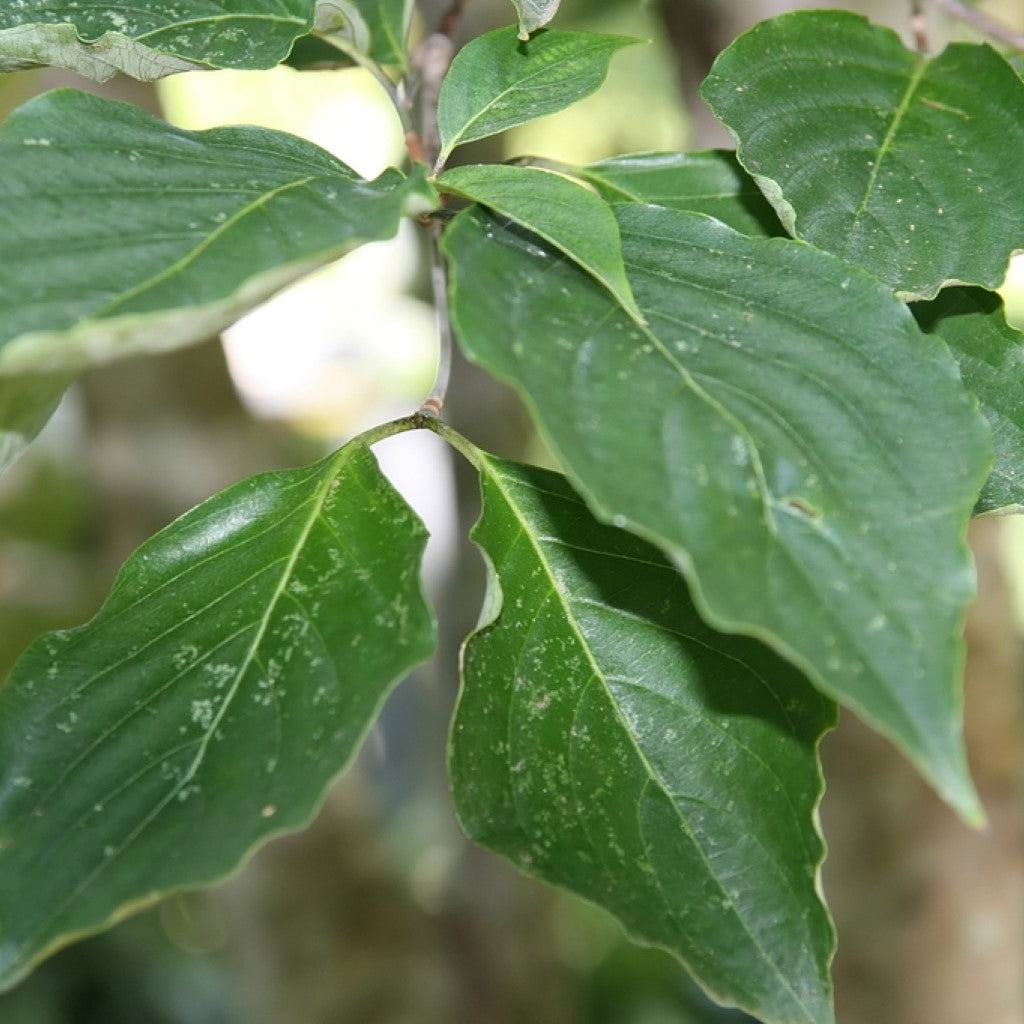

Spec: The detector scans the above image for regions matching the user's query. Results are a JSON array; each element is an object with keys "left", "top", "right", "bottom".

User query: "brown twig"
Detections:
[
  {"left": 411, "top": 0, "right": 467, "bottom": 417},
  {"left": 400, "top": 0, "right": 465, "bottom": 169},
  {"left": 910, "top": 0, "right": 930, "bottom": 53},
  {"left": 927, "top": 0, "right": 1024, "bottom": 50},
  {"left": 437, "top": 0, "right": 467, "bottom": 41},
  {"left": 411, "top": 33, "right": 456, "bottom": 171}
]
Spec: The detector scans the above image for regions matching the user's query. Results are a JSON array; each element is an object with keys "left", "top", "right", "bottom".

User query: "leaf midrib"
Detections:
[
  {"left": 484, "top": 461, "right": 821, "bottom": 1024},
  {"left": 5, "top": 444, "right": 353, "bottom": 977},
  {"left": 90, "top": 174, "right": 317, "bottom": 318},
  {"left": 844, "top": 58, "right": 928, "bottom": 255},
  {"left": 442, "top": 39, "right": 615, "bottom": 156},
  {"left": 134, "top": 12, "right": 310, "bottom": 43}
]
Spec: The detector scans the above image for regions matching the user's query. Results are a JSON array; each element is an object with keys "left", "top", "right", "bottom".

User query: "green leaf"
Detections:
[
  {"left": 0, "top": 375, "right": 70, "bottom": 475},
  {"left": 509, "top": 0, "right": 560, "bottom": 40},
  {"left": 284, "top": 33, "right": 355, "bottom": 70},
  {"left": 452, "top": 455, "right": 836, "bottom": 1024},
  {"left": 0, "top": 0, "right": 351, "bottom": 81},
  {"left": 914, "top": 287, "right": 1024, "bottom": 515},
  {"left": 444, "top": 204, "right": 990, "bottom": 821},
  {"left": 355, "top": 0, "right": 412, "bottom": 66},
  {"left": 437, "top": 27, "right": 637, "bottom": 165},
  {"left": 582, "top": 150, "right": 783, "bottom": 237},
  {"left": 438, "top": 163, "right": 642, "bottom": 322},
  {"left": 246, "top": 0, "right": 412, "bottom": 74},
  {"left": 0, "top": 89, "right": 437, "bottom": 377},
  {"left": 0, "top": 440, "right": 435, "bottom": 991},
  {"left": 701, "top": 11, "right": 1024, "bottom": 300}
]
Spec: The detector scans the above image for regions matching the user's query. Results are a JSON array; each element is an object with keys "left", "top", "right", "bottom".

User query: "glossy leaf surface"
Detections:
[
  {"left": 509, "top": 0, "right": 560, "bottom": 39},
  {"left": 0, "top": 0, "right": 341, "bottom": 81},
  {"left": 702, "top": 12, "right": 1024, "bottom": 299},
  {"left": 583, "top": 150, "right": 782, "bottom": 237},
  {"left": 0, "top": 442, "right": 435, "bottom": 991},
  {"left": 437, "top": 27, "right": 636, "bottom": 164},
  {"left": 0, "top": 90, "right": 436, "bottom": 377},
  {"left": 452, "top": 455, "right": 836, "bottom": 1024},
  {"left": 915, "top": 288, "right": 1024, "bottom": 515},
  {"left": 438, "top": 164, "right": 641, "bottom": 321},
  {"left": 444, "top": 204, "right": 990, "bottom": 820},
  {"left": 0, "top": 375, "right": 69, "bottom": 475}
]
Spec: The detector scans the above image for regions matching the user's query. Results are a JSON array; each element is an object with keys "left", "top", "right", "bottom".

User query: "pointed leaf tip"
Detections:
[
  {"left": 0, "top": 90, "right": 420, "bottom": 378},
  {"left": 438, "top": 163, "right": 643, "bottom": 323},
  {"left": 0, "top": 442, "right": 435, "bottom": 990},
  {"left": 437, "top": 27, "right": 638, "bottom": 163},
  {"left": 452, "top": 455, "right": 836, "bottom": 1024},
  {"left": 444, "top": 203, "right": 988, "bottom": 820},
  {"left": 0, "top": 374, "right": 71, "bottom": 476}
]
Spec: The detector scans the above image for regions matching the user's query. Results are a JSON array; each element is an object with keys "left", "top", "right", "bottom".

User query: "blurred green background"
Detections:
[{"left": 1, "top": 2, "right": 1022, "bottom": 1023}]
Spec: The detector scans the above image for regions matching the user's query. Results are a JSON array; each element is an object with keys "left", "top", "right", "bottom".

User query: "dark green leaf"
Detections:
[
  {"left": 509, "top": 0, "right": 560, "bottom": 40},
  {"left": 285, "top": 33, "right": 355, "bottom": 70},
  {"left": 915, "top": 287, "right": 1024, "bottom": 515},
  {"left": 0, "top": 374, "right": 70, "bottom": 475},
  {"left": 582, "top": 150, "right": 783, "bottom": 237},
  {"left": 437, "top": 27, "right": 637, "bottom": 164},
  {"left": 0, "top": 0, "right": 342, "bottom": 81},
  {"left": 0, "top": 89, "right": 437, "bottom": 377},
  {"left": 444, "top": 204, "right": 990, "bottom": 821},
  {"left": 0, "top": 440, "right": 435, "bottom": 991},
  {"left": 701, "top": 11, "right": 1024, "bottom": 299},
  {"left": 452, "top": 455, "right": 836, "bottom": 1024},
  {"left": 438, "top": 163, "right": 641, "bottom": 322}
]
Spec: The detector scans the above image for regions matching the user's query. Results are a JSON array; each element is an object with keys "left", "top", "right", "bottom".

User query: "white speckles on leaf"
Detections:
[
  {"left": 189, "top": 698, "right": 216, "bottom": 730},
  {"left": 0, "top": 442, "right": 435, "bottom": 990},
  {"left": 55, "top": 711, "right": 78, "bottom": 735},
  {"left": 865, "top": 614, "right": 887, "bottom": 634},
  {"left": 172, "top": 644, "right": 199, "bottom": 671}
]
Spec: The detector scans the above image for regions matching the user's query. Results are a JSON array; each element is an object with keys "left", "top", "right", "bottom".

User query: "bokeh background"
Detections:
[{"left": 1, "top": 1, "right": 1022, "bottom": 1022}]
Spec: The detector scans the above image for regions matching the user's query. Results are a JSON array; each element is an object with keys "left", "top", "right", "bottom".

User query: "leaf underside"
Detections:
[
  {"left": 0, "top": 442, "right": 435, "bottom": 992},
  {"left": 444, "top": 204, "right": 990, "bottom": 821},
  {"left": 509, "top": 0, "right": 560, "bottom": 40},
  {"left": 0, "top": 1, "right": 319, "bottom": 80},
  {"left": 452, "top": 455, "right": 836, "bottom": 1024},
  {"left": 0, "top": 89, "right": 434, "bottom": 378},
  {"left": 701, "top": 11, "right": 1024, "bottom": 299},
  {"left": 0, "top": 374, "right": 71, "bottom": 476},
  {"left": 914, "top": 288, "right": 1024, "bottom": 515}
]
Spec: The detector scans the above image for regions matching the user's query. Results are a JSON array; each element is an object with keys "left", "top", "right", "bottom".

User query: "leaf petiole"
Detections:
[{"left": 353, "top": 411, "right": 485, "bottom": 472}]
